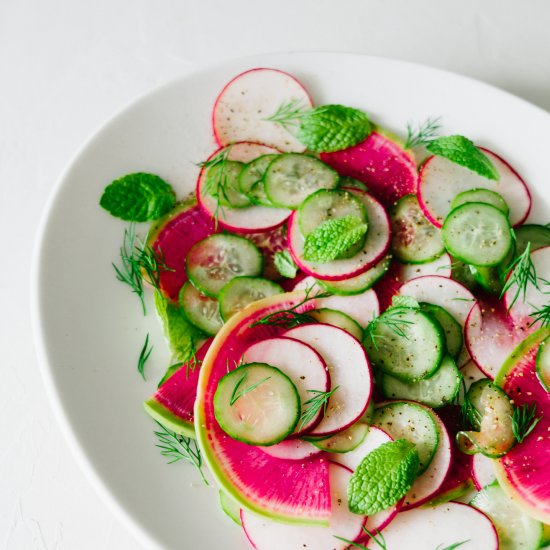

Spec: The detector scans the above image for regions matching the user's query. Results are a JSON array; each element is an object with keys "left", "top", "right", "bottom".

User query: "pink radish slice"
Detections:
[
  {"left": 241, "top": 463, "right": 365, "bottom": 550},
  {"left": 465, "top": 295, "right": 533, "bottom": 379},
  {"left": 460, "top": 360, "right": 487, "bottom": 391},
  {"left": 418, "top": 147, "right": 531, "bottom": 228},
  {"left": 366, "top": 502, "right": 499, "bottom": 549},
  {"left": 283, "top": 324, "right": 372, "bottom": 437},
  {"left": 260, "top": 439, "right": 322, "bottom": 460},
  {"left": 472, "top": 454, "right": 497, "bottom": 490},
  {"left": 320, "top": 132, "right": 418, "bottom": 206},
  {"left": 244, "top": 225, "right": 288, "bottom": 280},
  {"left": 288, "top": 189, "right": 391, "bottom": 281},
  {"left": 242, "top": 337, "right": 330, "bottom": 436},
  {"left": 147, "top": 200, "right": 216, "bottom": 301},
  {"left": 197, "top": 142, "right": 291, "bottom": 233},
  {"left": 212, "top": 68, "right": 313, "bottom": 153}
]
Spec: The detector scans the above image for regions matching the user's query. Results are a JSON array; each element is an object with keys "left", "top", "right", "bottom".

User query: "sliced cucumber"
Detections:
[
  {"left": 213, "top": 363, "right": 300, "bottom": 446},
  {"left": 264, "top": 153, "right": 339, "bottom": 209},
  {"left": 219, "top": 490, "right": 241, "bottom": 526},
  {"left": 364, "top": 307, "right": 444, "bottom": 382},
  {"left": 310, "top": 422, "right": 369, "bottom": 453},
  {"left": 515, "top": 224, "right": 550, "bottom": 257},
  {"left": 185, "top": 234, "right": 263, "bottom": 297},
  {"left": 339, "top": 176, "right": 368, "bottom": 192},
  {"left": 442, "top": 203, "right": 513, "bottom": 267},
  {"left": 218, "top": 276, "right": 283, "bottom": 321},
  {"left": 451, "top": 188, "right": 510, "bottom": 217},
  {"left": 451, "top": 256, "right": 479, "bottom": 291},
  {"left": 308, "top": 308, "right": 363, "bottom": 341},
  {"left": 381, "top": 355, "right": 461, "bottom": 409},
  {"left": 249, "top": 180, "right": 272, "bottom": 206},
  {"left": 372, "top": 401, "right": 439, "bottom": 474},
  {"left": 205, "top": 160, "right": 250, "bottom": 208},
  {"left": 419, "top": 302, "right": 463, "bottom": 360},
  {"left": 471, "top": 482, "right": 543, "bottom": 550},
  {"left": 469, "top": 244, "right": 515, "bottom": 295},
  {"left": 238, "top": 154, "right": 278, "bottom": 196},
  {"left": 179, "top": 282, "right": 223, "bottom": 335},
  {"left": 391, "top": 194, "right": 445, "bottom": 264},
  {"left": 536, "top": 336, "right": 550, "bottom": 392}
]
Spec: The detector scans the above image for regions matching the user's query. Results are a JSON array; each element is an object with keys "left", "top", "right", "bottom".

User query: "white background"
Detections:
[{"left": 2, "top": 0, "right": 550, "bottom": 548}]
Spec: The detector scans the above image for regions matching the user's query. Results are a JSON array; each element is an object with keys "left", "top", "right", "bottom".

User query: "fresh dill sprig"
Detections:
[
  {"left": 436, "top": 542, "right": 469, "bottom": 550},
  {"left": 511, "top": 403, "right": 541, "bottom": 444},
  {"left": 263, "top": 98, "right": 309, "bottom": 132},
  {"left": 500, "top": 242, "right": 538, "bottom": 310},
  {"left": 298, "top": 386, "right": 339, "bottom": 430},
  {"left": 229, "top": 373, "right": 272, "bottom": 406},
  {"left": 335, "top": 527, "right": 387, "bottom": 550},
  {"left": 137, "top": 333, "right": 153, "bottom": 380},
  {"left": 153, "top": 421, "right": 208, "bottom": 485},
  {"left": 365, "top": 308, "right": 414, "bottom": 351},
  {"left": 453, "top": 374, "right": 466, "bottom": 406},
  {"left": 404, "top": 116, "right": 442, "bottom": 149},
  {"left": 460, "top": 392, "right": 482, "bottom": 430},
  {"left": 528, "top": 278, "right": 550, "bottom": 327}
]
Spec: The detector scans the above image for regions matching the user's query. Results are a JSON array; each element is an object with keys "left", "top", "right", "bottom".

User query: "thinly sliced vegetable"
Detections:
[
  {"left": 472, "top": 454, "right": 497, "bottom": 490},
  {"left": 260, "top": 439, "right": 322, "bottom": 460},
  {"left": 180, "top": 282, "right": 223, "bottom": 335},
  {"left": 515, "top": 224, "right": 550, "bottom": 256},
  {"left": 219, "top": 490, "right": 241, "bottom": 526},
  {"left": 308, "top": 308, "right": 363, "bottom": 341},
  {"left": 311, "top": 422, "right": 369, "bottom": 453},
  {"left": 420, "top": 302, "right": 463, "bottom": 360},
  {"left": 205, "top": 160, "right": 250, "bottom": 208},
  {"left": 450, "top": 187, "right": 510, "bottom": 216},
  {"left": 536, "top": 335, "right": 550, "bottom": 391},
  {"left": 238, "top": 154, "right": 277, "bottom": 197}
]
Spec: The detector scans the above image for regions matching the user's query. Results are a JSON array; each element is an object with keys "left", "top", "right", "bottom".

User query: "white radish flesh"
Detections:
[
  {"left": 472, "top": 454, "right": 497, "bottom": 490},
  {"left": 260, "top": 439, "right": 322, "bottom": 460},
  {"left": 398, "top": 252, "right": 452, "bottom": 281}
]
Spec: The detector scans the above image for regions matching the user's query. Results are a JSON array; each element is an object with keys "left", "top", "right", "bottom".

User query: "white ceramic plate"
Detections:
[{"left": 32, "top": 52, "right": 550, "bottom": 549}]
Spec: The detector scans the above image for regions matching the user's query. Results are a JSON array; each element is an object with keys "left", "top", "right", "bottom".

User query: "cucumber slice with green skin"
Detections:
[
  {"left": 219, "top": 490, "right": 242, "bottom": 526},
  {"left": 185, "top": 234, "right": 263, "bottom": 297},
  {"left": 419, "top": 302, "right": 463, "bottom": 359},
  {"left": 380, "top": 355, "right": 461, "bottom": 409},
  {"left": 179, "top": 282, "right": 223, "bottom": 335},
  {"left": 205, "top": 160, "right": 250, "bottom": 208},
  {"left": 264, "top": 153, "right": 339, "bottom": 209},
  {"left": 536, "top": 335, "right": 550, "bottom": 392},
  {"left": 471, "top": 481, "right": 543, "bottom": 550},
  {"left": 364, "top": 307, "right": 445, "bottom": 382},
  {"left": 238, "top": 154, "right": 278, "bottom": 195},
  {"left": 391, "top": 194, "right": 445, "bottom": 264},
  {"left": 515, "top": 224, "right": 550, "bottom": 257},
  {"left": 442, "top": 202, "right": 513, "bottom": 267},
  {"left": 308, "top": 308, "right": 363, "bottom": 341},
  {"left": 451, "top": 188, "right": 510, "bottom": 217},
  {"left": 338, "top": 176, "right": 368, "bottom": 192},
  {"left": 213, "top": 363, "right": 300, "bottom": 446},
  {"left": 218, "top": 276, "right": 283, "bottom": 321},
  {"left": 248, "top": 180, "right": 273, "bottom": 206},
  {"left": 457, "top": 379, "right": 515, "bottom": 458},
  {"left": 469, "top": 243, "right": 515, "bottom": 295},
  {"left": 310, "top": 422, "right": 369, "bottom": 453},
  {"left": 372, "top": 401, "right": 439, "bottom": 474}
]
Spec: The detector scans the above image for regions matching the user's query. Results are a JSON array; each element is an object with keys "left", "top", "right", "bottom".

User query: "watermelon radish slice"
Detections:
[
  {"left": 418, "top": 147, "right": 531, "bottom": 228},
  {"left": 147, "top": 199, "right": 216, "bottom": 301},
  {"left": 241, "top": 463, "right": 365, "bottom": 550},
  {"left": 197, "top": 143, "right": 292, "bottom": 233},
  {"left": 465, "top": 295, "right": 533, "bottom": 379},
  {"left": 244, "top": 225, "right": 288, "bottom": 280},
  {"left": 195, "top": 292, "right": 332, "bottom": 524},
  {"left": 260, "top": 439, "right": 322, "bottom": 461},
  {"left": 283, "top": 324, "right": 372, "bottom": 437},
  {"left": 242, "top": 337, "right": 330, "bottom": 436},
  {"left": 365, "top": 502, "right": 499, "bottom": 549},
  {"left": 212, "top": 68, "right": 313, "bottom": 153},
  {"left": 320, "top": 132, "right": 418, "bottom": 206},
  {"left": 472, "top": 454, "right": 497, "bottom": 490},
  {"left": 288, "top": 189, "right": 391, "bottom": 281},
  {"left": 494, "top": 328, "right": 550, "bottom": 523},
  {"left": 143, "top": 339, "right": 212, "bottom": 437}
]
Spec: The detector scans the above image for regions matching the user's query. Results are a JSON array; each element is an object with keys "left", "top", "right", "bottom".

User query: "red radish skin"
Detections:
[
  {"left": 212, "top": 68, "right": 313, "bottom": 153},
  {"left": 494, "top": 328, "right": 550, "bottom": 523},
  {"left": 320, "top": 132, "right": 418, "bottom": 206},
  {"left": 260, "top": 439, "right": 322, "bottom": 460}
]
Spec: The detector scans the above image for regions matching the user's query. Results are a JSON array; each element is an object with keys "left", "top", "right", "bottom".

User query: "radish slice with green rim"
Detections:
[
  {"left": 260, "top": 439, "right": 322, "bottom": 460},
  {"left": 212, "top": 68, "right": 313, "bottom": 153},
  {"left": 283, "top": 324, "right": 372, "bottom": 437},
  {"left": 472, "top": 454, "right": 497, "bottom": 490},
  {"left": 241, "top": 463, "right": 365, "bottom": 550},
  {"left": 219, "top": 490, "right": 241, "bottom": 526},
  {"left": 197, "top": 142, "right": 291, "bottom": 233},
  {"left": 537, "top": 335, "right": 550, "bottom": 391}
]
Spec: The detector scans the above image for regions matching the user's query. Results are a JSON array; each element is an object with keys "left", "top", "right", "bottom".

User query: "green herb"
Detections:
[
  {"left": 157, "top": 352, "right": 203, "bottom": 388},
  {"left": 303, "top": 215, "right": 368, "bottom": 263},
  {"left": 511, "top": 403, "right": 541, "bottom": 443},
  {"left": 529, "top": 301, "right": 550, "bottom": 328},
  {"left": 426, "top": 135, "right": 500, "bottom": 181},
  {"left": 100, "top": 172, "right": 176, "bottom": 221},
  {"left": 153, "top": 421, "right": 208, "bottom": 485},
  {"left": 348, "top": 439, "right": 419, "bottom": 515},
  {"left": 229, "top": 373, "right": 272, "bottom": 406},
  {"left": 334, "top": 527, "right": 387, "bottom": 550},
  {"left": 263, "top": 98, "right": 309, "bottom": 131},
  {"left": 436, "top": 542, "right": 469, "bottom": 550},
  {"left": 365, "top": 308, "right": 414, "bottom": 351},
  {"left": 137, "top": 333, "right": 153, "bottom": 380},
  {"left": 298, "top": 386, "right": 339, "bottom": 430},
  {"left": 460, "top": 391, "right": 482, "bottom": 430},
  {"left": 391, "top": 295, "right": 419, "bottom": 309},
  {"left": 500, "top": 242, "right": 538, "bottom": 310},
  {"left": 404, "top": 116, "right": 442, "bottom": 149},
  {"left": 273, "top": 250, "right": 298, "bottom": 278}
]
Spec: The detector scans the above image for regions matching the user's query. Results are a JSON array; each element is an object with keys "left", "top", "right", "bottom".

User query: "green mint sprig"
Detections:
[{"left": 273, "top": 250, "right": 298, "bottom": 278}]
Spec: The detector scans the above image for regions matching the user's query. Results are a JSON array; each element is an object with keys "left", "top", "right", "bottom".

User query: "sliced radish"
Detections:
[
  {"left": 399, "top": 252, "right": 452, "bottom": 280},
  {"left": 460, "top": 359, "right": 487, "bottom": 391},
  {"left": 472, "top": 454, "right": 497, "bottom": 490},
  {"left": 366, "top": 502, "right": 498, "bottom": 549},
  {"left": 320, "top": 132, "right": 418, "bottom": 206},
  {"left": 197, "top": 142, "right": 291, "bottom": 233},
  {"left": 288, "top": 189, "right": 391, "bottom": 281},
  {"left": 212, "top": 68, "right": 313, "bottom": 153},
  {"left": 260, "top": 439, "right": 322, "bottom": 461},
  {"left": 244, "top": 225, "right": 288, "bottom": 280},
  {"left": 283, "top": 324, "right": 372, "bottom": 437},
  {"left": 241, "top": 463, "right": 365, "bottom": 550},
  {"left": 418, "top": 147, "right": 531, "bottom": 228},
  {"left": 242, "top": 337, "right": 330, "bottom": 436}
]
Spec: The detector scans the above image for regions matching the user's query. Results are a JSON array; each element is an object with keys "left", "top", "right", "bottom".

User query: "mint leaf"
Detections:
[
  {"left": 303, "top": 215, "right": 368, "bottom": 263},
  {"left": 274, "top": 250, "right": 298, "bottom": 278},
  {"left": 348, "top": 439, "right": 419, "bottom": 515},
  {"left": 426, "top": 136, "right": 500, "bottom": 181},
  {"left": 100, "top": 173, "right": 176, "bottom": 221},
  {"left": 391, "top": 296, "right": 420, "bottom": 309},
  {"left": 297, "top": 105, "right": 371, "bottom": 153}
]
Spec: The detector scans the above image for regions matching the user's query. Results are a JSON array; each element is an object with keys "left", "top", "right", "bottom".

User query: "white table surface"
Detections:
[{"left": 2, "top": 0, "right": 550, "bottom": 547}]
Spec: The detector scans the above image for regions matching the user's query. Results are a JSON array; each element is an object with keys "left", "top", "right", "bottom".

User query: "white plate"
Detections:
[{"left": 32, "top": 52, "right": 550, "bottom": 549}]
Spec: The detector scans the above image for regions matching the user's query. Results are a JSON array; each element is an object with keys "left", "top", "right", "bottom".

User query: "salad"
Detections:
[{"left": 99, "top": 67, "right": 550, "bottom": 550}]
